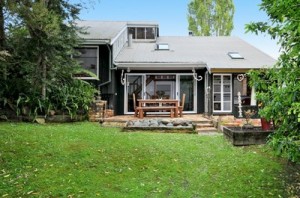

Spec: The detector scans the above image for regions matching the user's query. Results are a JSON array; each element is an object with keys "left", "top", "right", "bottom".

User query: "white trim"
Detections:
[
  {"left": 177, "top": 74, "right": 197, "bottom": 114},
  {"left": 74, "top": 46, "right": 99, "bottom": 80},
  {"left": 204, "top": 71, "right": 209, "bottom": 114},
  {"left": 110, "top": 25, "right": 128, "bottom": 45},
  {"left": 124, "top": 74, "right": 145, "bottom": 114},
  {"left": 116, "top": 63, "right": 207, "bottom": 71},
  {"left": 213, "top": 74, "right": 232, "bottom": 113}
]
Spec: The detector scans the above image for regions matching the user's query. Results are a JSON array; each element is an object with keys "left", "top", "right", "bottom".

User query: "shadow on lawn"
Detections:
[{"left": 283, "top": 162, "right": 300, "bottom": 197}]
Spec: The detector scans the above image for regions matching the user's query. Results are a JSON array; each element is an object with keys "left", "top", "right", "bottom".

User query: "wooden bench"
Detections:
[{"left": 136, "top": 106, "right": 176, "bottom": 119}]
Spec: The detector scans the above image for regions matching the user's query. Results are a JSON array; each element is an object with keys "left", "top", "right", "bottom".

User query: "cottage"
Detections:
[{"left": 74, "top": 20, "right": 276, "bottom": 116}]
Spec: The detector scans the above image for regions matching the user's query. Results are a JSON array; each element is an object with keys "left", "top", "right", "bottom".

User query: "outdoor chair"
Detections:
[
  {"left": 178, "top": 93, "right": 186, "bottom": 117},
  {"left": 133, "top": 93, "right": 138, "bottom": 117}
]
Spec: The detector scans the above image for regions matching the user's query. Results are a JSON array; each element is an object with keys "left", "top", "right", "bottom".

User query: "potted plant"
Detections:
[{"left": 258, "top": 102, "right": 272, "bottom": 131}]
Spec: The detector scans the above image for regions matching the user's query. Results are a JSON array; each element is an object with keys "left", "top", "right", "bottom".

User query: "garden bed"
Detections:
[{"left": 223, "top": 126, "right": 273, "bottom": 146}]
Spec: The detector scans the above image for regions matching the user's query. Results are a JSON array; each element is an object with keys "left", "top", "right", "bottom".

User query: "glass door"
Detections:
[
  {"left": 178, "top": 74, "right": 196, "bottom": 113},
  {"left": 213, "top": 74, "right": 232, "bottom": 113},
  {"left": 145, "top": 75, "right": 176, "bottom": 99},
  {"left": 125, "top": 74, "right": 145, "bottom": 113},
  {"left": 124, "top": 73, "right": 197, "bottom": 114}
]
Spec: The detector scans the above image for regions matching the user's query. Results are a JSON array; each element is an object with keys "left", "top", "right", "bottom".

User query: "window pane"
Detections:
[
  {"left": 214, "top": 94, "right": 221, "bottom": 101},
  {"left": 223, "top": 85, "right": 230, "bottom": 92},
  {"left": 223, "top": 93, "right": 231, "bottom": 101},
  {"left": 213, "top": 76, "right": 221, "bottom": 84},
  {"left": 214, "top": 103, "right": 221, "bottom": 110},
  {"left": 223, "top": 76, "right": 231, "bottom": 84},
  {"left": 146, "top": 27, "right": 155, "bottom": 39},
  {"left": 128, "top": 27, "right": 136, "bottom": 39},
  {"left": 180, "top": 75, "right": 194, "bottom": 111},
  {"left": 223, "top": 102, "right": 231, "bottom": 111},
  {"left": 214, "top": 85, "right": 221, "bottom": 92},
  {"left": 136, "top": 28, "right": 145, "bottom": 39},
  {"left": 74, "top": 47, "right": 98, "bottom": 78}
]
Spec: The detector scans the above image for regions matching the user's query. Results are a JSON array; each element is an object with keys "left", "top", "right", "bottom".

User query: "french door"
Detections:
[
  {"left": 213, "top": 74, "right": 232, "bottom": 113},
  {"left": 124, "top": 73, "right": 197, "bottom": 114}
]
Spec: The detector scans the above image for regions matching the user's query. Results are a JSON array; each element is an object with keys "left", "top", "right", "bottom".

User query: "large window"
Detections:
[
  {"left": 127, "top": 27, "right": 156, "bottom": 40},
  {"left": 73, "top": 46, "right": 99, "bottom": 80}
]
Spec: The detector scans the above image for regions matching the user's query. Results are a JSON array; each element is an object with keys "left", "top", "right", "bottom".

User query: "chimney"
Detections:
[{"left": 128, "top": 33, "right": 133, "bottom": 47}]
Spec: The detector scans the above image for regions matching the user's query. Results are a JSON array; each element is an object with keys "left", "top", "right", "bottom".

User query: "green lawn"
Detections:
[{"left": 0, "top": 122, "right": 295, "bottom": 197}]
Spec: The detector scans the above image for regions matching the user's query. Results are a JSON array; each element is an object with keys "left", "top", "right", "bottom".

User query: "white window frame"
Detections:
[
  {"left": 213, "top": 74, "right": 232, "bottom": 113},
  {"left": 73, "top": 46, "right": 99, "bottom": 80}
]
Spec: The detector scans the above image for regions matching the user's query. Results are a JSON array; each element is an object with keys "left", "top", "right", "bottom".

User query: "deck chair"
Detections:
[
  {"left": 178, "top": 93, "right": 186, "bottom": 117},
  {"left": 133, "top": 93, "right": 138, "bottom": 117}
]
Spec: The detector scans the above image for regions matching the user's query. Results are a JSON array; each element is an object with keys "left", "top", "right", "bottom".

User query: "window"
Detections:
[
  {"left": 228, "top": 52, "right": 244, "bottom": 59},
  {"left": 128, "top": 27, "right": 136, "bottom": 39},
  {"left": 73, "top": 46, "right": 99, "bottom": 80},
  {"left": 136, "top": 28, "right": 145, "bottom": 39},
  {"left": 213, "top": 74, "right": 232, "bottom": 112},
  {"left": 146, "top": 27, "right": 155, "bottom": 39},
  {"left": 127, "top": 27, "right": 157, "bottom": 40}
]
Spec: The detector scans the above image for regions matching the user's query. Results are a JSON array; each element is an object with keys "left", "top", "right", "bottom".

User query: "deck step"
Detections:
[
  {"left": 196, "top": 123, "right": 214, "bottom": 128},
  {"left": 196, "top": 127, "right": 219, "bottom": 133}
]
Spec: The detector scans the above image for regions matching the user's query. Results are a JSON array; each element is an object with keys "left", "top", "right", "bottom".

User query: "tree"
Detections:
[
  {"left": 0, "top": 0, "right": 97, "bottom": 119},
  {"left": 246, "top": 0, "right": 300, "bottom": 162},
  {"left": 187, "top": 0, "right": 234, "bottom": 36}
]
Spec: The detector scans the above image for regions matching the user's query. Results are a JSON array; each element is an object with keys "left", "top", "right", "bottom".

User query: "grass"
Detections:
[{"left": 0, "top": 122, "right": 294, "bottom": 197}]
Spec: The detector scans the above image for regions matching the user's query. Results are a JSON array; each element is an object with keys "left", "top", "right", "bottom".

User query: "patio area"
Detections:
[{"left": 102, "top": 114, "right": 219, "bottom": 134}]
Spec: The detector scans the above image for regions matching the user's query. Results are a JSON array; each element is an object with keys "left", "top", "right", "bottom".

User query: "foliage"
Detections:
[
  {"left": 246, "top": 0, "right": 300, "bottom": 162},
  {"left": 15, "top": 78, "right": 97, "bottom": 119},
  {"left": 0, "top": 0, "right": 98, "bottom": 119},
  {"left": 1, "top": 122, "right": 295, "bottom": 197},
  {"left": 187, "top": 0, "right": 234, "bottom": 36}
]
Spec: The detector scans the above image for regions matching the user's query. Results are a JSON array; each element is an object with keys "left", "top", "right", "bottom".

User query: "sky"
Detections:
[{"left": 77, "top": 0, "right": 280, "bottom": 59}]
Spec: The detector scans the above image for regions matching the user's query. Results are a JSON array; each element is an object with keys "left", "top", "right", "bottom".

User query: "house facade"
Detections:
[{"left": 74, "top": 20, "right": 276, "bottom": 116}]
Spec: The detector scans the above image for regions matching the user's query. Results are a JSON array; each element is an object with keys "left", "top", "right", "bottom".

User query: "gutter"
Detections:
[{"left": 115, "top": 62, "right": 207, "bottom": 70}]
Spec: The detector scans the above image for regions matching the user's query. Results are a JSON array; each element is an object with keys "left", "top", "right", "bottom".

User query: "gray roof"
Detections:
[
  {"left": 75, "top": 20, "right": 159, "bottom": 44},
  {"left": 115, "top": 36, "right": 276, "bottom": 71},
  {"left": 75, "top": 20, "right": 127, "bottom": 43}
]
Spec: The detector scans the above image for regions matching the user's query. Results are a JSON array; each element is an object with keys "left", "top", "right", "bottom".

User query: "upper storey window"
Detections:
[
  {"left": 73, "top": 46, "right": 99, "bottom": 80},
  {"left": 128, "top": 27, "right": 157, "bottom": 40}
]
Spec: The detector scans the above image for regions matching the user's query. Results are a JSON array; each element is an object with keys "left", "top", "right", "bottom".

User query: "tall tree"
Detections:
[
  {"left": 246, "top": 0, "right": 300, "bottom": 162},
  {"left": 187, "top": 0, "right": 234, "bottom": 36},
  {"left": 0, "top": 0, "right": 97, "bottom": 118}
]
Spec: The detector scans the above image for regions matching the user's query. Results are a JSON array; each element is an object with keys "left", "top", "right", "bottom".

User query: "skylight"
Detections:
[
  {"left": 228, "top": 52, "right": 244, "bottom": 59},
  {"left": 156, "top": 43, "right": 169, "bottom": 50}
]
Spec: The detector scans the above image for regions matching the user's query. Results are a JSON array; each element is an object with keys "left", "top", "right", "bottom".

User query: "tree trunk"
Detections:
[
  {"left": 42, "top": 60, "right": 46, "bottom": 100},
  {"left": 0, "top": 0, "right": 5, "bottom": 49},
  {"left": 37, "top": 55, "right": 47, "bottom": 100},
  {"left": 0, "top": 0, "right": 7, "bottom": 80}
]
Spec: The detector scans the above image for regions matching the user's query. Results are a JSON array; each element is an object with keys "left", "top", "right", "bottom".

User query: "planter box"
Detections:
[{"left": 223, "top": 126, "right": 273, "bottom": 146}]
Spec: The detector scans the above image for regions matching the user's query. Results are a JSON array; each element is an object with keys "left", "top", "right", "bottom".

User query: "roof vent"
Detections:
[
  {"left": 156, "top": 43, "right": 169, "bottom": 50},
  {"left": 228, "top": 52, "right": 244, "bottom": 59},
  {"left": 128, "top": 33, "right": 133, "bottom": 47}
]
